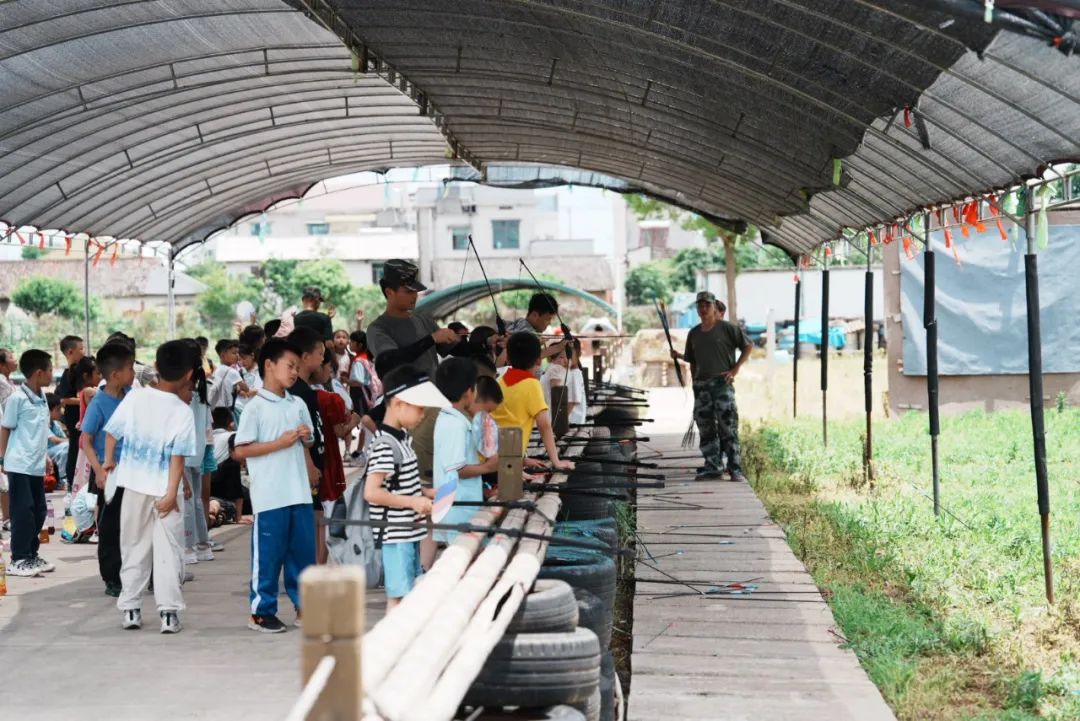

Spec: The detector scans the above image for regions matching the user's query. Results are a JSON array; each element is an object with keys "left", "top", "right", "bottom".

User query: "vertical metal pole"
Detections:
[
  {"left": 1024, "top": 188, "right": 1053, "bottom": 604},
  {"left": 167, "top": 247, "right": 177, "bottom": 338},
  {"left": 924, "top": 213, "right": 941, "bottom": 517},
  {"left": 864, "top": 247, "right": 874, "bottom": 481},
  {"left": 793, "top": 270, "right": 801, "bottom": 418},
  {"left": 820, "top": 254, "right": 829, "bottom": 447},
  {"left": 83, "top": 240, "right": 91, "bottom": 349}
]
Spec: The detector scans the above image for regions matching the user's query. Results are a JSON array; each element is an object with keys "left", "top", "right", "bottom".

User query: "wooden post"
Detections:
[
  {"left": 593, "top": 353, "right": 604, "bottom": 383},
  {"left": 497, "top": 427, "right": 524, "bottom": 501},
  {"left": 299, "top": 566, "right": 366, "bottom": 721},
  {"left": 580, "top": 366, "right": 589, "bottom": 398},
  {"left": 550, "top": 385, "right": 569, "bottom": 437}
]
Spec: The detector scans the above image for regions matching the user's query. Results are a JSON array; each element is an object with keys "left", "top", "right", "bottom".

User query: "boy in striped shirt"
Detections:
[{"left": 363, "top": 365, "right": 449, "bottom": 610}]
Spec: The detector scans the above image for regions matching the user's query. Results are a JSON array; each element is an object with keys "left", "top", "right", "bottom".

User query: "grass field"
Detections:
[{"left": 742, "top": 408, "right": 1080, "bottom": 721}]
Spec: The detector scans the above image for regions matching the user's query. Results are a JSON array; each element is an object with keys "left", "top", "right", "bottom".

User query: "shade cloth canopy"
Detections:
[{"left": 1, "top": 1, "right": 1078, "bottom": 257}]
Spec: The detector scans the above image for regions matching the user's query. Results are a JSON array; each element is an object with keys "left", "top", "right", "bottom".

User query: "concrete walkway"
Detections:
[
  {"left": 0, "top": 492, "right": 384, "bottom": 721},
  {"left": 627, "top": 430, "right": 895, "bottom": 721}
]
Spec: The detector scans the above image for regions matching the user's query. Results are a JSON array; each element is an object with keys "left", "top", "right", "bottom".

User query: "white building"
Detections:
[
  {"left": 414, "top": 184, "right": 622, "bottom": 303},
  {"left": 208, "top": 181, "right": 418, "bottom": 287}
]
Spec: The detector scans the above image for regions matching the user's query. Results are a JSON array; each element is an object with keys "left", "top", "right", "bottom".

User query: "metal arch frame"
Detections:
[
  {"left": 415, "top": 278, "right": 618, "bottom": 320},
  {"left": 347, "top": 4, "right": 1043, "bottom": 187},
  {"left": 38, "top": 120, "right": 444, "bottom": 234},
  {"left": 113, "top": 140, "right": 447, "bottom": 241},
  {"left": 4, "top": 73, "right": 431, "bottom": 215}
]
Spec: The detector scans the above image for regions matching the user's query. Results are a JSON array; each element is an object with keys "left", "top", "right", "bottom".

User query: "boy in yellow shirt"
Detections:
[{"left": 491, "top": 333, "right": 575, "bottom": 472}]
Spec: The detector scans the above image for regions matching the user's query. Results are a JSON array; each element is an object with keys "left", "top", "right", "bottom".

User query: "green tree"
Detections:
[
  {"left": 625, "top": 193, "right": 769, "bottom": 319},
  {"left": 189, "top": 263, "right": 265, "bottom": 338},
  {"left": 21, "top": 246, "right": 43, "bottom": 260},
  {"left": 290, "top": 259, "right": 354, "bottom": 310},
  {"left": 625, "top": 262, "right": 671, "bottom": 305},
  {"left": 12, "top": 276, "right": 92, "bottom": 320}
]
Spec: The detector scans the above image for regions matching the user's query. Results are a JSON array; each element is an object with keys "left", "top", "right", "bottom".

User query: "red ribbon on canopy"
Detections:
[
  {"left": 110, "top": 244, "right": 119, "bottom": 266},
  {"left": 64, "top": 235, "right": 72, "bottom": 256},
  {"left": 987, "top": 196, "right": 1008, "bottom": 242},
  {"left": 92, "top": 240, "right": 105, "bottom": 267}
]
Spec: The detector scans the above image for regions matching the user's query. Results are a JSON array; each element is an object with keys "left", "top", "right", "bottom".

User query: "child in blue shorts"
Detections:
[{"left": 363, "top": 365, "right": 449, "bottom": 611}]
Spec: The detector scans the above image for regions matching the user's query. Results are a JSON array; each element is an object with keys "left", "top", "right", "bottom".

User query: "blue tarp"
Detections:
[{"left": 778, "top": 318, "right": 847, "bottom": 350}]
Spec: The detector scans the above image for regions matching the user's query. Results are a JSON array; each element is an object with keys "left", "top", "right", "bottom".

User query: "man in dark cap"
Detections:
[
  {"left": 367, "top": 260, "right": 458, "bottom": 378},
  {"left": 670, "top": 291, "right": 753, "bottom": 482},
  {"left": 292, "top": 286, "right": 335, "bottom": 345}
]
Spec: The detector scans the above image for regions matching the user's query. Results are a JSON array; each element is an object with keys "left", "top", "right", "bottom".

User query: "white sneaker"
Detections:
[
  {"left": 160, "top": 611, "right": 181, "bottom": 634},
  {"left": 195, "top": 546, "right": 214, "bottom": 562},
  {"left": 208, "top": 539, "right": 224, "bottom": 552},
  {"left": 89, "top": 532, "right": 99, "bottom": 544},
  {"left": 122, "top": 609, "right": 142, "bottom": 630},
  {"left": 8, "top": 559, "right": 41, "bottom": 577},
  {"left": 32, "top": 556, "right": 55, "bottom": 573},
  {"left": 182, "top": 549, "right": 198, "bottom": 565}
]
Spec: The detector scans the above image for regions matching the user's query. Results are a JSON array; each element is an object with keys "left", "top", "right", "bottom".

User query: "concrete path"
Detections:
[
  {"left": 627, "top": 432, "right": 895, "bottom": 721},
  {"left": 0, "top": 490, "right": 384, "bottom": 721}
]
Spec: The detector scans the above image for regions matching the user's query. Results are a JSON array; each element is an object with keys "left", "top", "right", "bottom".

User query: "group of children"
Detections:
[
  {"left": 361, "top": 329, "right": 577, "bottom": 612},
  {"left": 0, "top": 311, "right": 582, "bottom": 634}
]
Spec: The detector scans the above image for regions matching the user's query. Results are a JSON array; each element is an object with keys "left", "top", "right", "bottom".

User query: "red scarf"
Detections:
[{"left": 503, "top": 368, "right": 535, "bottom": 387}]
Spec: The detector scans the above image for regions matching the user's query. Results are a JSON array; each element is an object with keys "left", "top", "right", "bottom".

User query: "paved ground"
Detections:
[
  {"left": 626, "top": 425, "right": 895, "bottom": 721},
  {"left": 0, "top": 488, "right": 384, "bottom": 721}
]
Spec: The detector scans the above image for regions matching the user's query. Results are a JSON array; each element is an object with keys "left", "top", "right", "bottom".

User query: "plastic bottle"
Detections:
[{"left": 47, "top": 507, "right": 56, "bottom": 536}]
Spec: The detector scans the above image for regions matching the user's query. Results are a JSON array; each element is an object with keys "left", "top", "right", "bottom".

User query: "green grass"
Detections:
[{"left": 742, "top": 408, "right": 1080, "bottom": 721}]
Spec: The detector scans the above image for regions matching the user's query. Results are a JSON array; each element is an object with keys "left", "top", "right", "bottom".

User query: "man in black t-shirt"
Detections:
[
  {"left": 292, "top": 286, "right": 335, "bottom": 346},
  {"left": 286, "top": 327, "right": 325, "bottom": 498},
  {"left": 670, "top": 292, "right": 752, "bottom": 482},
  {"left": 55, "top": 335, "right": 85, "bottom": 486}
]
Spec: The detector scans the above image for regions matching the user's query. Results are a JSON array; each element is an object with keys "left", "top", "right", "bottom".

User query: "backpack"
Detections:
[{"left": 326, "top": 438, "right": 404, "bottom": 588}]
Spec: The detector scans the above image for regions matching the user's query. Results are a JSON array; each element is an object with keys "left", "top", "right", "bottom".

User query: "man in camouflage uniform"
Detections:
[{"left": 671, "top": 292, "right": 753, "bottom": 481}]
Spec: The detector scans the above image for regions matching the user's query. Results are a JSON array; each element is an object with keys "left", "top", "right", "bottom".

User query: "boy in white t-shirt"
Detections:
[
  {"left": 567, "top": 339, "right": 587, "bottom": 425},
  {"left": 208, "top": 339, "right": 248, "bottom": 411},
  {"left": 103, "top": 340, "right": 199, "bottom": 634},
  {"left": 233, "top": 338, "right": 316, "bottom": 634}
]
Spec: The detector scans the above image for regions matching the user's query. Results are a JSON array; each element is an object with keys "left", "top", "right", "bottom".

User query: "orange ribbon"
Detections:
[
  {"left": 92, "top": 241, "right": 105, "bottom": 267},
  {"left": 987, "top": 196, "right": 1008, "bottom": 241},
  {"left": 64, "top": 236, "right": 72, "bottom": 256}
]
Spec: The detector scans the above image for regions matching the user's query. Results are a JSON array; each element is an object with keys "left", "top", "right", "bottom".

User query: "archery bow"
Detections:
[
  {"left": 468, "top": 235, "right": 506, "bottom": 335},
  {"left": 655, "top": 297, "right": 684, "bottom": 387},
  {"left": 519, "top": 258, "right": 573, "bottom": 357}
]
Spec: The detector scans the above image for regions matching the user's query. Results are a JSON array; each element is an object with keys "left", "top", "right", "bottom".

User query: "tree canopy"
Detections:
[{"left": 13, "top": 276, "right": 93, "bottom": 320}]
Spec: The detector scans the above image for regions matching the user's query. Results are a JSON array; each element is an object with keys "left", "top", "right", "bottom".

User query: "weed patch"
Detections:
[{"left": 743, "top": 409, "right": 1080, "bottom": 720}]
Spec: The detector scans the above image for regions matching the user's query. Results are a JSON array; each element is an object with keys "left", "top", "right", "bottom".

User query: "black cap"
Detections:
[{"left": 382, "top": 259, "right": 427, "bottom": 292}]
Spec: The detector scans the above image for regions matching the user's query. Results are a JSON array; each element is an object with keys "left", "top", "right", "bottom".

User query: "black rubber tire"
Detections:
[
  {"left": 557, "top": 491, "right": 614, "bottom": 522},
  {"left": 470, "top": 705, "right": 587, "bottom": 721},
  {"left": 466, "top": 629, "right": 601, "bottom": 708},
  {"left": 506, "top": 580, "right": 579, "bottom": 635},
  {"left": 554, "top": 523, "right": 618, "bottom": 552},
  {"left": 571, "top": 686, "right": 601, "bottom": 721},
  {"left": 540, "top": 551, "right": 616, "bottom": 612},
  {"left": 574, "top": 587, "right": 613, "bottom": 650}
]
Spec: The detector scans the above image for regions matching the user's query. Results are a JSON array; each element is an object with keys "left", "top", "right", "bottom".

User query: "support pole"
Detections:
[
  {"left": 1024, "top": 191, "right": 1054, "bottom": 604},
  {"left": 497, "top": 427, "right": 524, "bottom": 502},
  {"left": 923, "top": 213, "right": 941, "bottom": 517},
  {"left": 793, "top": 270, "right": 801, "bottom": 418},
  {"left": 864, "top": 250, "right": 874, "bottom": 482},
  {"left": 167, "top": 247, "right": 177, "bottom": 339},
  {"left": 550, "top": 385, "right": 569, "bottom": 438},
  {"left": 298, "top": 566, "right": 365, "bottom": 721},
  {"left": 83, "top": 240, "right": 91, "bottom": 349},
  {"left": 820, "top": 258, "right": 829, "bottom": 446}
]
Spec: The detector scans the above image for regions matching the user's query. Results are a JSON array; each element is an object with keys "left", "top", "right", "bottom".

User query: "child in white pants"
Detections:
[{"left": 102, "top": 340, "right": 198, "bottom": 634}]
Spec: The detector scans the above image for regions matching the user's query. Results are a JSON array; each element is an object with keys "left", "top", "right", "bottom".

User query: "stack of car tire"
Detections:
[{"left": 467, "top": 413, "right": 636, "bottom": 721}]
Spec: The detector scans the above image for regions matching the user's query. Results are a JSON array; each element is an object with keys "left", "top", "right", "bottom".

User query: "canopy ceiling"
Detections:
[{"left": 1, "top": 1, "right": 1078, "bottom": 258}]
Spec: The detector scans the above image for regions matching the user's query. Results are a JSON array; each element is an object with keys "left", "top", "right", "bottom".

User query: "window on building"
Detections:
[
  {"left": 250, "top": 221, "right": 272, "bottom": 237},
  {"left": 372, "top": 263, "right": 386, "bottom": 284},
  {"left": 492, "top": 220, "right": 520, "bottom": 250},
  {"left": 537, "top": 194, "right": 558, "bottom": 212},
  {"left": 307, "top": 222, "right": 330, "bottom": 235},
  {"left": 451, "top": 226, "right": 470, "bottom": 250}
]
